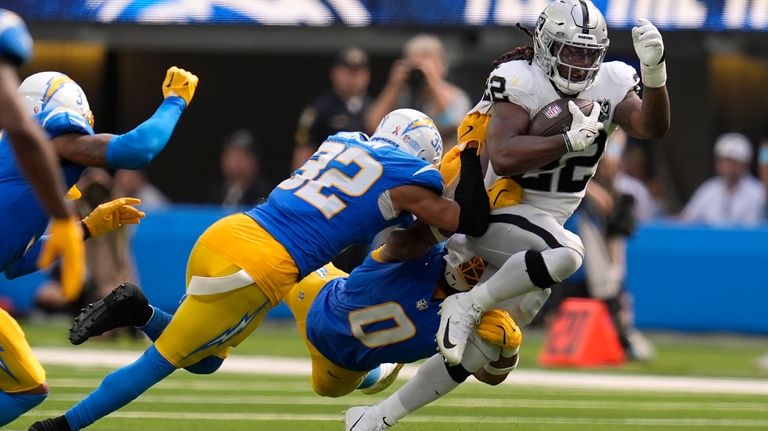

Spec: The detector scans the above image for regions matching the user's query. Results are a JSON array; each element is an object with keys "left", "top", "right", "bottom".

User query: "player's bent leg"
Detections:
[
  {"left": 347, "top": 332, "right": 503, "bottom": 430},
  {"left": 155, "top": 240, "right": 275, "bottom": 369},
  {"left": 285, "top": 263, "right": 363, "bottom": 398},
  {"left": 0, "top": 309, "right": 49, "bottom": 426},
  {"left": 1, "top": 390, "right": 47, "bottom": 427},
  {"left": 154, "top": 283, "right": 272, "bottom": 369}
]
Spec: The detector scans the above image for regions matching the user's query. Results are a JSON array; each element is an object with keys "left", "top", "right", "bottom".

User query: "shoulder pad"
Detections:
[
  {"left": 329, "top": 131, "right": 368, "bottom": 142},
  {"left": 485, "top": 60, "right": 537, "bottom": 110},
  {"left": 0, "top": 9, "right": 32, "bottom": 66},
  {"left": 36, "top": 108, "right": 95, "bottom": 137}
]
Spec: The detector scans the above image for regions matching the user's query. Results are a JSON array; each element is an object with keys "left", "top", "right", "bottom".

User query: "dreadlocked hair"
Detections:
[{"left": 491, "top": 23, "right": 535, "bottom": 68}]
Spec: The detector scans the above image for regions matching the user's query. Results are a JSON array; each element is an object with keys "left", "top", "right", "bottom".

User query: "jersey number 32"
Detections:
[{"left": 278, "top": 141, "right": 383, "bottom": 219}]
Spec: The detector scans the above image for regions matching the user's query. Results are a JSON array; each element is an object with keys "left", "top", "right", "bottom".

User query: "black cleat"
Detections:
[
  {"left": 29, "top": 416, "right": 71, "bottom": 431},
  {"left": 69, "top": 283, "right": 152, "bottom": 345}
]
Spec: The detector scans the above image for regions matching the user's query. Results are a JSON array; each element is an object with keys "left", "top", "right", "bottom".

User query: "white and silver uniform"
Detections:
[
  {"left": 473, "top": 59, "right": 640, "bottom": 224},
  {"left": 464, "top": 59, "right": 640, "bottom": 323}
]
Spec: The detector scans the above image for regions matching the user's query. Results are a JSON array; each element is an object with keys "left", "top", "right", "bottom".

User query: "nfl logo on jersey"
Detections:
[{"left": 542, "top": 104, "right": 562, "bottom": 119}]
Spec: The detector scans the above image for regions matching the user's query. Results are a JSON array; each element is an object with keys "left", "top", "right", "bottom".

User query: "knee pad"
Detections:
[
  {"left": 184, "top": 355, "right": 224, "bottom": 375},
  {"left": 525, "top": 247, "right": 583, "bottom": 289}
]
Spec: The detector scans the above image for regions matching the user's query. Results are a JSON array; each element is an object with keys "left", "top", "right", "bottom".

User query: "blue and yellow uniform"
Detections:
[
  {"left": 0, "top": 109, "right": 92, "bottom": 396},
  {"left": 284, "top": 244, "right": 447, "bottom": 396},
  {"left": 0, "top": 9, "right": 59, "bottom": 423},
  {"left": 155, "top": 132, "right": 443, "bottom": 368}
]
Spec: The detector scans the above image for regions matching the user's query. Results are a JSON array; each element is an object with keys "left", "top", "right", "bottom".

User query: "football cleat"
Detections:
[
  {"left": 437, "top": 292, "right": 485, "bottom": 365},
  {"left": 68, "top": 283, "right": 152, "bottom": 345},
  {"left": 345, "top": 406, "right": 395, "bottom": 431},
  {"left": 359, "top": 363, "right": 404, "bottom": 395}
]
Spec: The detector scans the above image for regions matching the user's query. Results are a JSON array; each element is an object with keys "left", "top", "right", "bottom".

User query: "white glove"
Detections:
[
  {"left": 632, "top": 18, "right": 666, "bottom": 88},
  {"left": 564, "top": 101, "right": 603, "bottom": 152}
]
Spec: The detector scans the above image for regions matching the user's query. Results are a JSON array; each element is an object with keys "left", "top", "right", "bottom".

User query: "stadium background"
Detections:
[{"left": 1, "top": 1, "right": 767, "bottom": 333}]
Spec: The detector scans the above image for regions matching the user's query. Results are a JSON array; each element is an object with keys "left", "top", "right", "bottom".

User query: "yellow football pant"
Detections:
[
  {"left": 285, "top": 264, "right": 368, "bottom": 397},
  {"left": 155, "top": 214, "right": 298, "bottom": 368},
  {"left": 0, "top": 308, "right": 46, "bottom": 393}
]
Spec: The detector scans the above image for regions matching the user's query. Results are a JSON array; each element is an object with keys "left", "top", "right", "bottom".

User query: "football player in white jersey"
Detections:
[
  {"left": 437, "top": 0, "right": 670, "bottom": 365},
  {"left": 345, "top": 1, "right": 670, "bottom": 429}
]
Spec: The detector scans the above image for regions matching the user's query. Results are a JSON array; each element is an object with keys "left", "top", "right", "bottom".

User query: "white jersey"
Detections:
[{"left": 471, "top": 60, "right": 640, "bottom": 224}]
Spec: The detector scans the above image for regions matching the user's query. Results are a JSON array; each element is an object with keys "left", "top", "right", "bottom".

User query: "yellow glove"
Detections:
[
  {"left": 162, "top": 66, "right": 199, "bottom": 106},
  {"left": 439, "top": 146, "right": 462, "bottom": 185},
  {"left": 456, "top": 112, "right": 491, "bottom": 154},
  {"left": 477, "top": 309, "right": 522, "bottom": 351},
  {"left": 82, "top": 197, "right": 145, "bottom": 238},
  {"left": 487, "top": 178, "right": 523, "bottom": 210},
  {"left": 37, "top": 218, "right": 85, "bottom": 302}
]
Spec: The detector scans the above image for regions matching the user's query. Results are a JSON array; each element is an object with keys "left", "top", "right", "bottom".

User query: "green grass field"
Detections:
[{"left": 6, "top": 320, "right": 768, "bottom": 431}]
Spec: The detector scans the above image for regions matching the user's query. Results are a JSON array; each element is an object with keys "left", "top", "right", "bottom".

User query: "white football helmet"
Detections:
[
  {"left": 370, "top": 108, "right": 443, "bottom": 165},
  {"left": 533, "top": 0, "right": 609, "bottom": 95},
  {"left": 18, "top": 71, "right": 94, "bottom": 126}
]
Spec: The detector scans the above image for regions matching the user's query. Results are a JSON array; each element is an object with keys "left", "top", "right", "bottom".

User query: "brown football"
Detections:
[{"left": 528, "top": 98, "right": 594, "bottom": 137}]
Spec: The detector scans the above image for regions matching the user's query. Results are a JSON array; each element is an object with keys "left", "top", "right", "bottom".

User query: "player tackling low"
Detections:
[{"left": 347, "top": 1, "right": 670, "bottom": 428}]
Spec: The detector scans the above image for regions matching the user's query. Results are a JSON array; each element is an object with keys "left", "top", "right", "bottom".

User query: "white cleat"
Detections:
[
  {"left": 437, "top": 292, "right": 484, "bottom": 365},
  {"left": 345, "top": 406, "right": 395, "bottom": 431},
  {"left": 359, "top": 363, "right": 404, "bottom": 395}
]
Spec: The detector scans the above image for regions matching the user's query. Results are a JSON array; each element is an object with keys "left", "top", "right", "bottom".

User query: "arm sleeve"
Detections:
[
  {"left": 453, "top": 151, "right": 490, "bottom": 236},
  {"left": 105, "top": 96, "right": 186, "bottom": 169}
]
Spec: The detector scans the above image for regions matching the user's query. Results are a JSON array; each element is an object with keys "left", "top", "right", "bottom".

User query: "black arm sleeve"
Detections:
[{"left": 453, "top": 150, "right": 490, "bottom": 236}]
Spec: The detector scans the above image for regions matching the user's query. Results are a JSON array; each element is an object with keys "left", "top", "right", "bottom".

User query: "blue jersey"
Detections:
[
  {"left": 0, "top": 109, "right": 94, "bottom": 272},
  {"left": 247, "top": 132, "right": 443, "bottom": 278},
  {"left": 306, "top": 245, "right": 446, "bottom": 372},
  {"left": 0, "top": 9, "right": 32, "bottom": 66}
]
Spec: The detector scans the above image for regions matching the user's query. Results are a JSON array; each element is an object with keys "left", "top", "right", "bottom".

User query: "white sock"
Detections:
[
  {"left": 378, "top": 354, "right": 460, "bottom": 421},
  {"left": 470, "top": 251, "right": 533, "bottom": 309}
]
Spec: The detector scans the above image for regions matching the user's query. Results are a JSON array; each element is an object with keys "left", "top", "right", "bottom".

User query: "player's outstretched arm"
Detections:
[
  {"left": 5, "top": 198, "right": 143, "bottom": 292},
  {"left": 613, "top": 19, "right": 670, "bottom": 140},
  {"left": 51, "top": 67, "right": 198, "bottom": 169}
]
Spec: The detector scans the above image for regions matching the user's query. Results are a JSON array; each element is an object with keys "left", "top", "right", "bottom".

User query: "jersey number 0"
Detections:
[{"left": 278, "top": 141, "right": 383, "bottom": 219}]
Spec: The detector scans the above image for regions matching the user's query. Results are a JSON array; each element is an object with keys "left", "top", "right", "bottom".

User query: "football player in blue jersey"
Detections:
[
  {"left": 0, "top": 9, "right": 84, "bottom": 305},
  {"left": 31, "top": 108, "right": 493, "bottom": 431},
  {"left": 1, "top": 66, "right": 198, "bottom": 427},
  {"left": 283, "top": 242, "right": 521, "bottom": 400}
]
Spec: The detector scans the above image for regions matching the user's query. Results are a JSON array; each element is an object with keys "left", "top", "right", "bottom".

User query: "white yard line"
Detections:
[{"left": 34, "top": 347, "right": 768, "bottom": 395}]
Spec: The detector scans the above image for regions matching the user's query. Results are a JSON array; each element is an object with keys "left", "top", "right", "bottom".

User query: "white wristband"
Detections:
[{"left": 641, "top": 62, "right": 667, "bottom": 88}]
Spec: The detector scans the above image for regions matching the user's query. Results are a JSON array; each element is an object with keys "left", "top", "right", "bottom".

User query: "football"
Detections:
[{"left": 528, "top": 98, "right": 594, "bottom": 137}]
